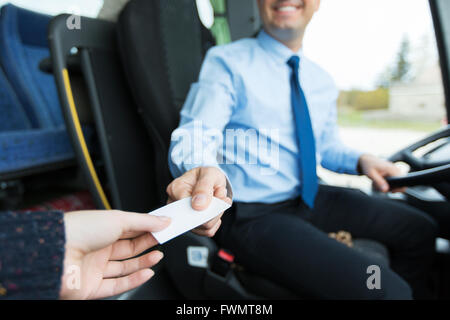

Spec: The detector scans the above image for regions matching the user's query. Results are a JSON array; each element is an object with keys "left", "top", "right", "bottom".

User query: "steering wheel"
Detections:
[{"left": 385, "top": 125, "right": 450, "bottom": 189}]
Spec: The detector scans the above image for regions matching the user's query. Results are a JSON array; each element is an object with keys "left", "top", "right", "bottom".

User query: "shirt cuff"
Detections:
[{"left": 345, "top": 149, "right": 365, "bottom": 175}]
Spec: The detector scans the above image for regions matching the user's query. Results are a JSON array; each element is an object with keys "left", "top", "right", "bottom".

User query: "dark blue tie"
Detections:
[{"left": 287, "top": 55, "right": 318, "bottom": 209}]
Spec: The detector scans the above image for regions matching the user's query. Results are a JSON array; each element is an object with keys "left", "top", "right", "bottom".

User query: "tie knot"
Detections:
[{"left": 287, "top": 55, "right": 300, "bottom": 71}]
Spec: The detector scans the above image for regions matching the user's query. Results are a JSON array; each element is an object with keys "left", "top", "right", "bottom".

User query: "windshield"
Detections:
[{"left": 304, "top": 0, "right": 447, "bottom": 191}]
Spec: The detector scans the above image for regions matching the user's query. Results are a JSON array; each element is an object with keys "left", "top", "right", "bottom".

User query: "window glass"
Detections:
[
  {"left": 303, "top": 0, "right": 447, "bottom": 191},
  {"left": 0, "top": 0, "right": 103, "bottom": 17}
]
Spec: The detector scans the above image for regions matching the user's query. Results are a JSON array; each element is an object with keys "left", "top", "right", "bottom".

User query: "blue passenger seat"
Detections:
[
  {"left": 0, "top": 4, "right": 82, "bottom": 178},
  {"left": 0, "top": 66, "right": 30, "bottom": 132}
]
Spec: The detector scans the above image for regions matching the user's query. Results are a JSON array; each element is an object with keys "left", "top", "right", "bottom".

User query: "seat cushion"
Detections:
[
  {"left": 0, "top": 127, "right": 96, "bottom": 177},
  {"left": 0, "top": 128, "right": 74, "bottom": 175}
]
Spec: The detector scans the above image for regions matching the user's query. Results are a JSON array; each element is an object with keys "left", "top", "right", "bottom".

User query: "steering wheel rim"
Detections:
[
  {"left": 388, "top": 125, "right": 450, "bottom": 170},
  {"left": 385, "top": 125, "right": 450, "bottom": 189}
]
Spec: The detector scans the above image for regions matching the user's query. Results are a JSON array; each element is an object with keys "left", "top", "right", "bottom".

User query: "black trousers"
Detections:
[{"left": 215, "top": 185, "right": 438, "bottom": 300}]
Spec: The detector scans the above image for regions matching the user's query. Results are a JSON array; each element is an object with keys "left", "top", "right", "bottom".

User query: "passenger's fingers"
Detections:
[
  {"left": 67, "top": 211, "right": 170, "bottom": 253},
  {"left": 110, "top": 233, "right": 159, "bottom": 260},
  {"left": 120, "top": 212, "right": 171, "bottom": 235},
  {"left": 94, "top": 269, "right": 155, "bottom": 299},
  {"left": 118, "top": 213, "right": 170, "bottom": 242},
  {"left": 104, "top": 250, "right": 164, "bottom": 278}
]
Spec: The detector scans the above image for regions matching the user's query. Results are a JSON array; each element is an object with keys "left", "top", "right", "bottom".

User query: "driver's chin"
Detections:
[
  {"left": 268, "top": 23, "right": 303, "bottom": 40},
  {"left": 273, "top": 21, "right": 296, "bottom": 30},
  {"left": 268, "top": 16, "right": 304, "bottom": 34}
]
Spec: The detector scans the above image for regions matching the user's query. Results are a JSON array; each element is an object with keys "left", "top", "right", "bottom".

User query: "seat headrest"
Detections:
[
  {"left": 0, "top": 4, "right": 63, "bottom": 129},
  {"left": 117, "top": 0, "right": 215, "bottom": 146}
]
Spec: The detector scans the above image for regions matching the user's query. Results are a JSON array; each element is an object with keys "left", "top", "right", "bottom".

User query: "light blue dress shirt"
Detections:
[{"left": 169, "top": 30, "right": 363, "bottom": 204}]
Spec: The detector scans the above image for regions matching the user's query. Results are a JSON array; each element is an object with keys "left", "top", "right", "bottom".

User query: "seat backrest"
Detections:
[
  {"left": 117, "top": 0, "right": 215, "bottom": 202},
  {"left": 0, "top": 66, "right": 31, "bottom": 132},
  {"left": 0, "top": 4, "right": 63, "bottom": 129}
]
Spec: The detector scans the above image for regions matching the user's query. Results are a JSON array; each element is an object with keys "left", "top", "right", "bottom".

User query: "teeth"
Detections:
[{"left": 277, "top": 6, "right": 297, "bottom": 12}]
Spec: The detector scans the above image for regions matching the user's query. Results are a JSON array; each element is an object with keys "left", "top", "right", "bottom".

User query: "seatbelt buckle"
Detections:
[{"left": 211, "top": 249, "right": 235, "bottom": 277}]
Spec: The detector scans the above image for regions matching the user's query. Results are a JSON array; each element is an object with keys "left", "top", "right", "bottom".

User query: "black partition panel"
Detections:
[{"left": 49, "top": 15, "right": 159, "bottom": 212}]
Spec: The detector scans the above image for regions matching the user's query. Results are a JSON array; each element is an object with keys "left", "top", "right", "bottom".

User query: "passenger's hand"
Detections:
[
  {"left": 60, "top": 210, "right": 170, "bottom": 300},
  {"left": 166, "top": 167, "right": 232, "bottom": 237},
  {"left": 358, "top": 154, "right": 406, "bottom": 193}
]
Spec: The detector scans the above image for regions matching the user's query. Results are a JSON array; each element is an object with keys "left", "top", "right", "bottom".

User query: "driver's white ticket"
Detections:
[{"left": 148, "top": 197, "right": 231, "bottom": 244}]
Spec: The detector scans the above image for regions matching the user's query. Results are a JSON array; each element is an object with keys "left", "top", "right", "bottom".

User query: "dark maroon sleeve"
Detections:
[{"left": 0, "top": 210, "right": 65, "bottom": 299}]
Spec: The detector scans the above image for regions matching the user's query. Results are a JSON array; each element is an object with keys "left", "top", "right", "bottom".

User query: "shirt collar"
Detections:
[{"left": 257, "top": 29, "right": 304, "bottom": 66}]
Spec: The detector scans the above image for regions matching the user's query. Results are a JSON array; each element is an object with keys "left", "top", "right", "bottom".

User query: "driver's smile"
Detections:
[{"left": 272, "top": 0, "right": 304, "bottom": 14}]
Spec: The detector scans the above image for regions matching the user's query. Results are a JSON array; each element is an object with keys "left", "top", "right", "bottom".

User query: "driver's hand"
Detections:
[
  {"left": 166, "top": 167, "right": 232, "bottom": 237},
  {"left": 358, "top": 154, "right": 406, "bottom": 193}
]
